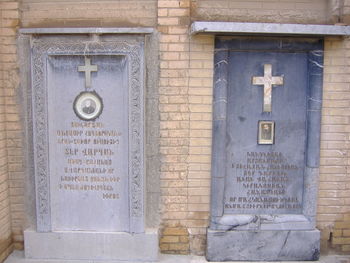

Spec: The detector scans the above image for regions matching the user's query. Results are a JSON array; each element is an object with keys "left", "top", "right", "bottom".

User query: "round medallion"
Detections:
[{"left": 73, "top": 91, "right": 103, "bottom": 121}]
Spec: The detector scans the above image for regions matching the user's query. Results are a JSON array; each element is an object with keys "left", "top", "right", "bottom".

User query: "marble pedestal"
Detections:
[
  {"left": 24, "top": 228, "right": 159, "bottom": 261},
  {"left": 206, "top": 229, "right": 320, "bottom": 261}
]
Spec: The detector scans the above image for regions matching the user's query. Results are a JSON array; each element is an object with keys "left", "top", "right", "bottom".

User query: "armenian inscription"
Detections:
[
  {"left": 56, "top": 121, "right": 121, "bottom": 201},
  {"left": 225, "top": 151, "right": 302, "bottom": 214}
]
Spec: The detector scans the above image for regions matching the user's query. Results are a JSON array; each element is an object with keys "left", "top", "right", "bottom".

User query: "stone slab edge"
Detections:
[
  {"left": 190, "top": 21, "right": 350, "bottom": 36},
  {"left": 24, "top": 228, "right": 159, "bottom": 261},
  {"left": 206, "top": 229, "right": 320, "bottom": 261},
  {"left": 19, "top": 27, "right": 154, "bottom": 34}
]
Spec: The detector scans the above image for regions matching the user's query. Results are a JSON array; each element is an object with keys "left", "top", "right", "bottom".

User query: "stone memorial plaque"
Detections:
[
  {"left": 29, "top": 37, "right": 146, "bottom": 233},
  {"left": 207, "top": 37, "right": 324, "bottom": 261},
  {"left": 224, "top": 51, "right": 306, "bottom": 215},
  {"left": 24, "top": 34, "right": 158, "bottom": 262},
  {"left": 48, "top": 55, "right": 128, "bottom": 231}
]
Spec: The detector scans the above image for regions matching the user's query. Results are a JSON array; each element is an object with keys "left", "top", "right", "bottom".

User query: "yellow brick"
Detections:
[
  {"left": 333, "top": 237, "right": 350, "bottom": 245},
  {"left": 162, "top": 212, "right": 187, "bottom": 220},
  {"left": 161, "top": 52, "right": 180, "bottom": 60},
  {"left": 168, "top": 26, "right": 188, "bottom": 34},
  {"left": 169, "top": 61, "right": 189, "bottom": 69},
  {"left": 179, "top": 0, "right": 190, "bottom": 8},
  {"left": 179, "top": 236, "right": 189, "bottom": 243},
  {"left": 188, "top": 203, "right": 209, "bottom": 212},
  {"left": 168, "top": 8, "right": 189, "bottom": 17},
  {"left": 163, "top": 227, "right": 188, "bottom": 236},
  {"left": 160, "top": 236, "right": 180, "bottom": 243},
  {"left": 158, "top": 17, "right": 179, "bottom": 25},
  {"left": 168, "top": 243, "right": 189, "bottom": 251},
  {"left": 188, "top": 188, "right": 210, "bottom": 196},
  {"left": 160, "top": 243, "right": 169, "bottom": 251},
  {"left": 318, "top": 205, "right": 348, "bottom": 214},
  {"left": 0, "top": 2, "right": 19, "bottom": 9},
  {"left": 335, "top": 222, "right": 350, "bottom": 229},
  {"left": 158, "top": 8, "right": 168, "bottom": 16},
  {"left": 158, "top": 1, "right": 180, "bottom": 8},
  {"left": 189, "top": 147, "right": 211, "bottom": 155},
  {"left": 160, "top": 35, "right": 180, "bottom": 43},
  {"left": 342, "top": 245, "right": 350, "bottom": 252},
  {"left": 189, "top": 104, "right": 212, "bottom": 113},
  {"left": 2, "top": 10, "right": 19, "bottom": 19},
  {"left": 333, "top": 229, "right": 343, "bottom": 238}
]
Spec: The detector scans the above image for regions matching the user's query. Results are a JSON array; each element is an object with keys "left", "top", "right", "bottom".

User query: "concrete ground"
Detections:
[{"left": 4, "top": 250, "right": 350, "bottom": 263}]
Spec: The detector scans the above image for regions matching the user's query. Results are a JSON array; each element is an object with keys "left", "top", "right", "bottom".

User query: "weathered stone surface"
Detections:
[
  {"left": 22, "top": 32, "right": 159, "bottom": 261},
  {"left": 30, "top": 35, "right": 145, "bottom": 233},
  {"left": 24, "top": 229, "right": 159, "bottom": 261},
  {"left": 48, "top": 55, "right": 129, "bottom": 232},
  {"left": 190, "top": 22, "right": 350, "bottom": 36},
  {"left": 207, "top": 37, "right": 323, "bottom": 261},
  {"left": 206, "top": 229, "right": 320, "bottom": 261}
]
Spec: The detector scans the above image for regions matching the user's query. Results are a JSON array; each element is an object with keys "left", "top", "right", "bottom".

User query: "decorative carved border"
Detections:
[{"left": 31, "top": 37, "right": 144, "bottom": 233}]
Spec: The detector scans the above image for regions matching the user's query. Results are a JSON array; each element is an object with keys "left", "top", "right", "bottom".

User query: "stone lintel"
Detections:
[
  {"left": 190, "top": 21, "right": 350, "bottom": 36},
  {"left": 19, "top": 27, "right": 154, "bottom": 35}
]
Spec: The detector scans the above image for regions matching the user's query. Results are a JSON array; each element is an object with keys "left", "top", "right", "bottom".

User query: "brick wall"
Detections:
[
  {"left": 192, "top": 0, "right": 329, "bottom": 24},
  {"left": 158, "top": 0, "right": 191, "bottom": 254},
  {"left": 318, "top": 37, "right": 350, "bottom": 253},
  {"left": 0, "top": 1, "right": 19, "bottom": 261},
  {"left": 187, "top": 34, "right": 213, "bottom": 254},
  {"left": 20, "top": 0, "right": 157, "bottom": 28},
  {"left": 4, "top": 0, "right": 350, "bottom": 257},
  {"left": 157, "top": 0, "right": 214, "bottom": 254}
]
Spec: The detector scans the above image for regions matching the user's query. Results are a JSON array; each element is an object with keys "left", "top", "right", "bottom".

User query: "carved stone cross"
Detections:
[
  {"left": 252, "top": 64, "right": 284, "bottom": 112},
  {"left": 78, "top": 57, "right": 98, "bottom": 89}
]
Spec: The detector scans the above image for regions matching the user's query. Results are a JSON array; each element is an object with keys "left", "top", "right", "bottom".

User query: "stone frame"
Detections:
[
  {"left": 210, "top": 36, "right": 324, "bottom": 231},
  {"left": 29, "top": 36, "right": 145, "bottom": 233}
]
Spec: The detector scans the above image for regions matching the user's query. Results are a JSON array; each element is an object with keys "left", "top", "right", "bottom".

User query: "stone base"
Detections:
[
  {"left": 206, "top": 229, "right": 320, "bottom": 261},
  {"left": 24, "top": 228, "right": 158, "bottom": 261}
]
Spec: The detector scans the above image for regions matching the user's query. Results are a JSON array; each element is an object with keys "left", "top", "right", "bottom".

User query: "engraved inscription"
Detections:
[
  {"left": 225, "top": 151, "right": 302, "bottom": 214},
  {"left": 47, "top": 55, "right": 132, "bottom": 231},
  {"left": 56, "top": 122, "right": 122, "bottom": 200}
]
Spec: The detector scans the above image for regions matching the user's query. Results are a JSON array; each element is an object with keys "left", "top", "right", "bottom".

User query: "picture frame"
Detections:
[
  {"left": 73, "top": 91, "right": 103, "bottom": 121},
  {"left": 258, "top": 120, "right": 275, "bottom": 145}
]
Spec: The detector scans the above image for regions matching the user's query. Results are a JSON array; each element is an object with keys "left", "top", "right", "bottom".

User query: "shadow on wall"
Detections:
[{"left": 0, "top": 236, "right": 13, "bottom": 263}]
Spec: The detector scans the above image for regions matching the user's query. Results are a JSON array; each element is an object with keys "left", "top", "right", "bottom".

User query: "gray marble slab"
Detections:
[
  {"left": 19, "top": 27, "right": 153, "bottom": 34},
  {"left": 190, "top": 21, "right": 350, "bottom": 36},
  {"left": 207, "top": 229, "right": 320, "bottom": 261},
  {"left": 20, "top": 31, "right": 159, "bottom": 262},
  {"left": 48, "top": 55, "right": 129, "bottom": 231},
  {"left": 30, "top": 35, "right": 145, "bottom": 233},
  {"left": 207, "top": 37, "right": 323, "bottom": 261},
  {"left": 24, "top": 229, "right": 158, "bottom": 261}
]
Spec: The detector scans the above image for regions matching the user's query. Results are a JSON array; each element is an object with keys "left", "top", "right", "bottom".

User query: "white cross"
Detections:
[
  {"left": 252, "top": 64, "right": 284, "bottom": 112},
  {"left": 78, "top": 57, "right": 98, "bottom": 89}
]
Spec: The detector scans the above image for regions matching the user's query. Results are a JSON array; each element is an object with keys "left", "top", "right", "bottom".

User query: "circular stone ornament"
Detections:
[{"left": 73, "top": 91, "right": 103, "bottom": 121}]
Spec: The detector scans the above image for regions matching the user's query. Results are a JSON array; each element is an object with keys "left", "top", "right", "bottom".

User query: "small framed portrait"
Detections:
[
  {"left": 73, "top": 91, "right": 103, "bottom": 121},
  {"left": 258, "top": 121, "right": 275, "bottom": 145}
]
